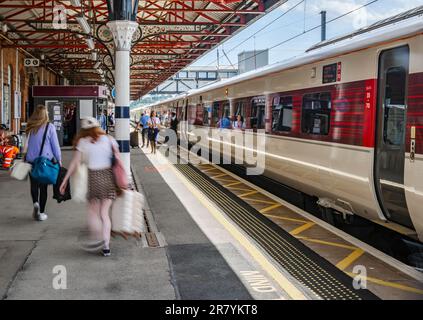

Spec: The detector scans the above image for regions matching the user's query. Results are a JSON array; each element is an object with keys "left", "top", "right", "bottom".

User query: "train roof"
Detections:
[{"left": 138, "top": 7, "right": 423, "bottom": 110}]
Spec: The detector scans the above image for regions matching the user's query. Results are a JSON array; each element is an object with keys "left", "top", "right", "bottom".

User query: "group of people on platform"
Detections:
[
  {"left": 136, "top": 110, "right": 178, "bottom": 154},
  {"left": 99, "top": 110, "right": 115, "bottom": 134}
]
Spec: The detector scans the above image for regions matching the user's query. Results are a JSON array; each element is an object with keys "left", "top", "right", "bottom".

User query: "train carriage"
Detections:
[{"left": 134, "top": 9, "right": 423, "bottom": 242}]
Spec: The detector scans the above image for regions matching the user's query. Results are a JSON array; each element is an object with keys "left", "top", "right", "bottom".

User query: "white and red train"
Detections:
[{"left": 133, "top": 9, "right": 423, "bottom": 241}]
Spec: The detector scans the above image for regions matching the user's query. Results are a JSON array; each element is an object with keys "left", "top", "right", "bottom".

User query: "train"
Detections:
[{"left": 132, "top": 8, "right": 423, "bottom": 242}]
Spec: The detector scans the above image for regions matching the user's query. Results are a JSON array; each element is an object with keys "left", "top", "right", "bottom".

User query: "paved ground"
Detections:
[
  {"left": 0, "top": 149, "right": 175, "bottom": 300},
  {"left": 0, "top": 148, "right": 261, "bottom": 300}
]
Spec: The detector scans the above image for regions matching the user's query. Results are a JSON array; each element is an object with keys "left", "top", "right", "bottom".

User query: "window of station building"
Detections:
[
  {"left": 272, "top": 96, "right": 293, "bottom": 132},
  {"left": 198, "top": 71, "right": 208, "bottom": 79},
  {"left": 178, "top": 71, "right": 188, "bottom": 78},
  {"left": 207, "top": 72, "right": 217, "bottom": 79},
  {"left": 250, "top": 96, "right": 266, "bottom": 129},
  {"left": 301, "top": 92, "right": 331, "bottom": 135},
  {"left": 383, "top": 66, "right": 407, "bottom": 146},
  {"left": 188, "top": 72, "right": 197, "bottom": 78}
]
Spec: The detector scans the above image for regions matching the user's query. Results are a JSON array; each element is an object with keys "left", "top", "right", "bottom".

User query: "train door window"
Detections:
[
  {"left": 212, "top": 102, "right": 220, "bottom": 125},
  {"left": 301, "top": 92, "right": 331, "bottom": 135},
  {"left": 203, "top": 105, "right": 210, "bottom": 125},
  {"left": 222, "top": 102, "right": 230, "bottom": 118},
  {"left": 383, "top": 67, "right": 407, "bottom": 146},
  {"left": 272, "top": 96, "right": 293, "bottom": 132},
  {"left": 251, "top": 96, "right": 266, "bottom": 129}
]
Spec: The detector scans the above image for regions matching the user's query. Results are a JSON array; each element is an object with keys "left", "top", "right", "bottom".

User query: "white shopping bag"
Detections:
[
  {"left": 70, "top": 163, "right": 88, "bottom": 203},
  {"left": 11, "top": 161, "right": 32, "bottom": 180},
  {"left": 111, "top": 190, "right": 146, "bottom": 235}
]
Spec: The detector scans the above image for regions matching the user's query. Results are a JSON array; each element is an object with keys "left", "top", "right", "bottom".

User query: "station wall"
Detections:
[{"left": 0, "top": 46, "right": 59, "bottom": 133}]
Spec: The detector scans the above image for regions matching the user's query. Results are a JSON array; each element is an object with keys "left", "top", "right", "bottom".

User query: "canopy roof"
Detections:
[{"left": 0, "top": 0, "right": 284, "bottom": 99}]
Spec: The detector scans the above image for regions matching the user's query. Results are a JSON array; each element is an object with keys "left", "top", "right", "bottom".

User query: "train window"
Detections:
[
  {"left": 212, "top": 102, "right": 220, "bottom": 125},
  {"left": 235, "top": 101, "right": 246, "bottom": 119},
  {"left": 222, "top": 102, "right": 230, "bottom": 118},
  {"left": 251, "top": 96, "right": 266, "bottom": 129},
  {"left": 272, "top": 96, "right": 293, "bottom": 132},
  {"left": 301, "top": 92, "right": 331, "bottom": 135},
  {"left": 203, "top": 105, "right": 210, "bottom": 125},
  {"left": 383, "top": 66, "right": 407, "bottom": 146}
]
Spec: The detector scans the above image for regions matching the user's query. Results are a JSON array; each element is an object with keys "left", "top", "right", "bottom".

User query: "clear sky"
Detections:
[{"left": 191, "top": 0, "right": 423, "bottom": 68}]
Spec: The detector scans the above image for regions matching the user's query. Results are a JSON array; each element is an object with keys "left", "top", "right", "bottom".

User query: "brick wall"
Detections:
[{"left": 0, "top": 46, "right": 58, "bottom": 133}]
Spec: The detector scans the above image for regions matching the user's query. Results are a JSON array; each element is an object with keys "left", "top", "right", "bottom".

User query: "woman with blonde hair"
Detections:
[
  {"left": 25, "top": 104, "right": 62, "bottom": 221},
  {"left": 60, "top": 116, "right": 122, "bottom": 257}
]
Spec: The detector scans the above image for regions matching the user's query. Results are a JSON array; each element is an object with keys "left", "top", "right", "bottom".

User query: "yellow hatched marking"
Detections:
[
  {"left": 211, "top": 173, "right": 228, "bottom": 179},
  {"left": 260, "top": 203, "right": 283, "bottom": 214},
  {"left": 225, "top": 187, "right": 254, "bottom": 192},
  {"left": 296, "top": 236, "right": 357, "bottom": 250},
  {"left": 202, "top": 168, "right": 220, "bottom": 173},
  {"left": 346, "top": 273, "right": 423, "bottom": 295},
  {"left": 214, "top": 178, "right": 240, "bottom": 183},
  {"left": 336, "top": 249, "right": 365, "bottom": 271},
  {"left": 223, "top": 181, "right": 243, "bottom": 187},
  {"left": 264, "top": 214, "right": 309, "bottom": 224},
  {"left": 243, "top": 198, "right": 280, "bottom": 205},
  {"left": 289, "top": 222, "right": 316, "bottom": 236},
  {"left": 239, "top": 190, "right": 259, "bottom": 198}
]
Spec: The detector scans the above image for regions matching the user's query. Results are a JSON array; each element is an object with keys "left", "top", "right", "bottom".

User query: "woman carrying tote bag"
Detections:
[
  {"left": 25, "top": 105, "right": 62, "bottom": 222},
  {"left": 60, "top": 117, "right": 124, "bottom": 257}
]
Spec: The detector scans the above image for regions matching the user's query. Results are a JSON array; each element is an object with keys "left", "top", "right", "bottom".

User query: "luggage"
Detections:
[
  {"left": 111, "top": 190, "right": 146, "bottom": 237},
  {"left": 70, "top": 162, "right": 88, "bottom": 203},
  {"left": 31, "top": 124, "right": 60, "bottom": 185},
  {"left": 53, "top": 167, "right": 71, "bottom": 203},
  {"left": 11, "top": 160, "right": 32, "bottom": 180},
  {"left": 130, "top": 130, "right": 139, "bottom": 148}
]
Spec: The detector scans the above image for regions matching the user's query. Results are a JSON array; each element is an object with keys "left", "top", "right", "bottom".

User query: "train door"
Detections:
[{"left": 374, "top": 45, "right": 413, "bottom": 228}]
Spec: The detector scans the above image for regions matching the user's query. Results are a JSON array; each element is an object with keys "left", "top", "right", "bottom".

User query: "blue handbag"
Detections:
[{"left": 30, "top": 124, "right": 60, "bottom": 185}]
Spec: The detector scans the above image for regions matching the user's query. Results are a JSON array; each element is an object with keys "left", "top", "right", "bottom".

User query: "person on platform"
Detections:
[
  {"left": 232, "top": 115, "right": 245, "bottom": 130},
  {"left": 217, "top": 113, "right": 232, "bottom": 129},
  {"left": 148, "top": 110, "right": 161, "bottom": 154},
  {"left": 99, "top": 110, "right": 107, "bottom": 133},
  {"left": 25, "top": 105, "right": 62, "bottom": 222},
  {"left": 60, "top": 117, "right": 121, "bottom": 257},
  {"left": 170, "top": 112, "right": 178, "bottom": 133},
  {"left": 140, "top": 111, "right": 150, "bottom": 148}
]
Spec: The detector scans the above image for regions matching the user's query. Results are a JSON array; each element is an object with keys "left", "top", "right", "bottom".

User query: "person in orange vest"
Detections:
[{"left": 0, "top": 144, "right": 19, "bottom": 169}]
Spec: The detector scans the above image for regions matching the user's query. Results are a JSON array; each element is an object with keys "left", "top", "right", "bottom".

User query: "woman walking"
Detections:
[
  {"left": 25, "top": 105, "right": 62, "bottom": 222},
  {"left": 60, "top": 117, "right": 121, "bottom": 257},
  {"left": 148, "top": 110, "right": 161, "bottom": 154}
]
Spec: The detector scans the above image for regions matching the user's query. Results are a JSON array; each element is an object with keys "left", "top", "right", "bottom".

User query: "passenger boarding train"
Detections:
[{"left": 133, "top": 9, "right": 423, "bottom": 241}]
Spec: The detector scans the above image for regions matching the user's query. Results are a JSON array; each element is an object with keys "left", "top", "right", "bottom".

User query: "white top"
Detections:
[
  {"left": 148, "top": 117, "right": 161, "bottom": 128},
  {"left": 76, "top": 135, "right": 118, "bottom": 170}
]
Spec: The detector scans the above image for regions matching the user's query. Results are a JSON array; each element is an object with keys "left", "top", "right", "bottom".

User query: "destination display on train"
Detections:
[{"left": 323, "top": 63, "right": 339, "bottom": 83}]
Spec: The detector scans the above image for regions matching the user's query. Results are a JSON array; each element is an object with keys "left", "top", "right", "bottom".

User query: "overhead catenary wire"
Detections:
[{"left": 233, "top": 0, "right": 379, "bottom": 68}]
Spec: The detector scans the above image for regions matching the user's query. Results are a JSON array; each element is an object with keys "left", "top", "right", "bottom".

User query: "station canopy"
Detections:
[{"left": 0, "top": 0, "right": 284, "bottom": 99}]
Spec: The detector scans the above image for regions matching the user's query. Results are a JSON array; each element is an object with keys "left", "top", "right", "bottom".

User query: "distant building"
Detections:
[
  {"left": 131, "top": 66, "right": 238, "bottom": 110},
  {"left": 150, "top": 66, "right": 238, "bottom": 95},
  {"left": 238, "top": 50, "right": 269, "bottom": 74}
]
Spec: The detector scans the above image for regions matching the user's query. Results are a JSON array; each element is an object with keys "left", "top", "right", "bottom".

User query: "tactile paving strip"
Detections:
[{"left": 174, "top": 163, "right": 379, "bottom": 300}]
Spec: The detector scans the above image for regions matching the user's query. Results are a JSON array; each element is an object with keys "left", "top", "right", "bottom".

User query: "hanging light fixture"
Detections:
[
  {"left": 85, "top": 38, "right": 95, "bottom": 50},
  {"left": 76, "top": 15, "right": 91, "bottom": 34}
]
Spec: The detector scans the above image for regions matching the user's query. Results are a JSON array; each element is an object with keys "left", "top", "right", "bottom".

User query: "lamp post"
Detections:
[{"left": 106, "top": 0, "right": 139, "bottom": 174}]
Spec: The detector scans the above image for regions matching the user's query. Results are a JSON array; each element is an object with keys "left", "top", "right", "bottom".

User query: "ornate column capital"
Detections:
[{"left": 106, "top": 20, "right": 138, "bottom": 51}]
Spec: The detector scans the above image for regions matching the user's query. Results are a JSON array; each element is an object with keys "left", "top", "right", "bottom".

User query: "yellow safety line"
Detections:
[
  {"left": 265, "top": 214, "right": 310, "bottom": 224},
  {"left": 260, "top": 203, "right": 283, "bottom": 214},
  {"left": 239, "top": 190, "right": 259, "bottom": 198},
  {"left": 336, "top": 249, "right": 365, "bottom": 271},
  {"left": 290, "top": 222, "right": 316, "bottom": 236},
  {"left": 168, "top": 164, "right": 308, "bottom": 300},
  {"left": 296, "top": 236, "right": 358, "bottom": 250},
  {"left": 223, "top": 181, "right": 243, "bottom": 187},
  {"left": 346, "top": 272, "right": 423, "bottom": 295}
]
